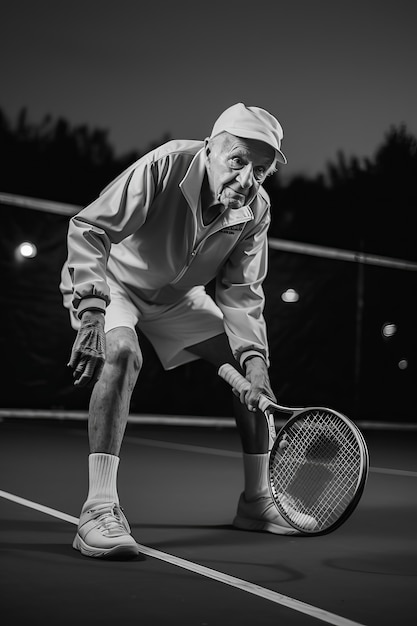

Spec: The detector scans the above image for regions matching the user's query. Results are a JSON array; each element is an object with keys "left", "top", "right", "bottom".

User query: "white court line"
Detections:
[
  {"left": 0, "top": 488, "right": 366, "bottom": 626},
  {"left": 124, "top": 436, "right": 417, "bottom": 477}
]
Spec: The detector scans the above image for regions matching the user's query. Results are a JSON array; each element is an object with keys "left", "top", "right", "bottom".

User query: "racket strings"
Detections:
[{"left": 270, "top": 410, "right": 365, "bottom": 532}]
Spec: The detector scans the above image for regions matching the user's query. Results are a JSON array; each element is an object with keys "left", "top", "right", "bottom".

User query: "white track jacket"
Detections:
[{"left": 61, "top": 139, "right": 272, "bottom": 366}]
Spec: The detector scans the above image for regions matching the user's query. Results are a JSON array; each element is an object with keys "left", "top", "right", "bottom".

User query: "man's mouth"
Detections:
[
  {"left": 227, "top": 186, "right": 247, "bottom": 198},
  {"left": 217, "top": 187, "right": 247, "bottom": 203}
]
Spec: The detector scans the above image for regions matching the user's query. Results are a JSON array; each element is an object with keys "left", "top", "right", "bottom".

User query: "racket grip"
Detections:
[
  {"left": 219, "top": 363, "right": 273, "bottom": 417},
  {"left": 218, "top": 364, "right": 250, "bottom": 394}
]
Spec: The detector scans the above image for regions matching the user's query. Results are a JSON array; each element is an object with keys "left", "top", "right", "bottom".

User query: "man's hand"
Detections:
[
  {"left": 237, "top": 356, "right": 276, "bottom": 412},
  {"left": 67, "top": 311, "right": 106, "bottom": 387}
]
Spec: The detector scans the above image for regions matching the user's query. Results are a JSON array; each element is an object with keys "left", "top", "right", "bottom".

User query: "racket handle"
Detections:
[
  {"left": 218, "top": 363, "right": 271, "bottom": 412},
  {"left": 218, "top": 364, "right": 250, "bottom": 393}
]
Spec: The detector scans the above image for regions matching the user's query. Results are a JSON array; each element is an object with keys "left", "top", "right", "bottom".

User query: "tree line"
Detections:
[
  {"left": 1, "top": 106, "right": 416, "bottom": 260},
  {"left": 0, "top": 106, "right": 415, "bottom": 415}
]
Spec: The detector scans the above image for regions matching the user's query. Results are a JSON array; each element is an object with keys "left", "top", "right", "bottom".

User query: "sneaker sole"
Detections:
[
  {"left": 73, "top": 533, "right": 140, "bottom": 559},
  {"left": 233, "top": 515, "right": 300, "bottom": 536}
]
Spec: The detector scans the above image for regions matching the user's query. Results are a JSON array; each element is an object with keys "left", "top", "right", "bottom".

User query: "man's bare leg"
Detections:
[
  {"left": 72, "top": 326, "right": 143, "bottom": 558},
  {"left": 83, "top": 325, "right": 142, "bottom": 507},
  {"left": 187, "top": 334, "right": 296, "bottom": 534},
  {"left": 88, "top": 327, "right": 142, "bottom": 455}
]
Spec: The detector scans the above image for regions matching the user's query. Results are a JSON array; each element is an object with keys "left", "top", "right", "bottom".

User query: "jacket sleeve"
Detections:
[
  {"left": 65, "top": 156, "right": 160, "bottom": 314},
  {"left": 215, "top": 208, "right": 271, "bottom": 367}
]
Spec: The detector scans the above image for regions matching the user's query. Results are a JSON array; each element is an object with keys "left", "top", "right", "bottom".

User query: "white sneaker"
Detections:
[
  {"left": 277, "top": 493, "right": 318, "bottom": 532},
  {"left": 73, "top": 502, "right": 139, "bottom": 559},
  {"left": 233, "top": 493, "right": 301, "bottom": 535}
]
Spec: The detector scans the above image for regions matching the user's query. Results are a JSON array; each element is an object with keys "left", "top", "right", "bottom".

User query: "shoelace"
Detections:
[{"left": 89, "top": 504, "right": 129, "bottom": 537}]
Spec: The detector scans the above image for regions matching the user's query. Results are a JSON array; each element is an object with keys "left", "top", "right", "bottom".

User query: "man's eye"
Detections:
[
  {"left": 254, "top": 167, "right": 266, "bottom": 178},
  {"left": 229, "top": 157, "right": 244, "bottom": 168}
]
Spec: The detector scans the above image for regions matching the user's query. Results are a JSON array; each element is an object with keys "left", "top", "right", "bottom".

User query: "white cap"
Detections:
[{"left": 210, "top": 102, "right": 287, "bottom": 164}]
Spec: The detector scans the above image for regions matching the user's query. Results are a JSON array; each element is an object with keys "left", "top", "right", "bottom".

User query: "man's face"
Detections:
[{"left": 205, "top": 132, "right": 276, "bottom": 210}]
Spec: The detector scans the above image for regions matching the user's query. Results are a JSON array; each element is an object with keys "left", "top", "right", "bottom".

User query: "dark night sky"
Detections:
[{"left": 2, "top": 0, "right": 416, "bottom": 179}]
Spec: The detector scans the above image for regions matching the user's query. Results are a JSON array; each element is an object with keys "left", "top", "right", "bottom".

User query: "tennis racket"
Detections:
[{"left": 218, "top": 363, "right": 369, "bottom": 535}]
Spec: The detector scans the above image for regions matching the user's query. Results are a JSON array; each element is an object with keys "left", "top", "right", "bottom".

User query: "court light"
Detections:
[
  {"left": 398, "top": 359, "right": 408, "bottom": 370},
  {"left": 16, "top": 241, "right": 38, "bottom": 259},
  {"left": 381, "top": 322, "right": 397, "bottom": 339},
  {"left": 281, "top": 288, "right": 299, "bottom": 303}
]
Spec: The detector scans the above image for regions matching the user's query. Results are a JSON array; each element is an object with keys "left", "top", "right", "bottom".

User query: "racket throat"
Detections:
[{"left": 265, "top": 411, "right": 276, "bottom": 451}]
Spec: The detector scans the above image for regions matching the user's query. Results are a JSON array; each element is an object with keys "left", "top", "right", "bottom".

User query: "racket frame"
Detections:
[
  {"left": 218, "top": 363, "right": 369, "bottom": 535},
  {"left": 269, "top": 408, "right": 369, "bottom": 535}
]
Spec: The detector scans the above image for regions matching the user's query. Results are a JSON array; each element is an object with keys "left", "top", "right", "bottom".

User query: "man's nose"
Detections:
[{"left": 237, "top": 164, "right": 254, "bottom": 188}]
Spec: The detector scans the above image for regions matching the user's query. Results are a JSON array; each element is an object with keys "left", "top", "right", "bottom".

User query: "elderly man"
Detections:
[{"left": 61, "top": 102, "right": 298, "bottom": 559}]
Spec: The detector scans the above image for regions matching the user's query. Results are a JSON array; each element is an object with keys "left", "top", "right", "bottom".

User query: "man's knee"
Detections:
[{"left": 106, "top": 327, "right": 143, "bottom": 374}]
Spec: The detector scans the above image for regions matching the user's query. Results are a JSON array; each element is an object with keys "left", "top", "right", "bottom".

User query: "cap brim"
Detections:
[
  {"left": 211, "top": 127, "right": 287, "bottom": 164},
  {"left": 275, "top": 149, "right": 287, "bottom": 165}
]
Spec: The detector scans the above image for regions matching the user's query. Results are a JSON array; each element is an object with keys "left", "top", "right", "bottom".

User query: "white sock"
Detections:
[
  {"left": 242, "top": 453, "right": 270, "bottom": 501},
  {"left": 83, "top": 453, "right": 120, "bottom": 510}
]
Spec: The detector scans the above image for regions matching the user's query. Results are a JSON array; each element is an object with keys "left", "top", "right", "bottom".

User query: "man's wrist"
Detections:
[
  {"left": 243, "top": 354, "right": 267, "bottom": 373},
  {"left": 79, "top": 308, "right": 105, "bottom": 320},
  {"left": 77, "top": 297, "right": 106, "bottom": 319},
  {"left": 240, "top": 350, "right": 267, "bottom": 368}
]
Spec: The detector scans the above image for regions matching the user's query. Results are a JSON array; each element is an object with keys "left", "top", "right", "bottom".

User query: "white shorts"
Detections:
[{"left": 66, "top": 277, "right": 225, "bottom": 370}]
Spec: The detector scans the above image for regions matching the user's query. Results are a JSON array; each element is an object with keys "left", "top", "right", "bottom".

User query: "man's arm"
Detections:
[
  {"left": 216, "top": 211, "right": 271, "bottom": 364},
  {"left": 65, "top": 156, "right": 162, "bottom": 385},
  {"left": 216, "top": 208, "right": 276, "bottom": 410},
  {"left": 66, "top": 160, "right": 157, "bottom": 313}
]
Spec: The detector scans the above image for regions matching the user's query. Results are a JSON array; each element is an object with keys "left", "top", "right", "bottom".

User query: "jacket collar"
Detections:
[{"left": 179, "top": 148, "right": 254, "bottom": 224}]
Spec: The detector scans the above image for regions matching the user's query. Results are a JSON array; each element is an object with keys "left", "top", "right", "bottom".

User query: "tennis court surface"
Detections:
[{"left": 1, "top": 416, "right": 416, "bottom": 626}]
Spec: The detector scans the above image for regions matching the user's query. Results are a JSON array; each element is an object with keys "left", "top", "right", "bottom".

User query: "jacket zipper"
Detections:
[
  {"left": 170, "top": 213, "right": 252, "bottom": 285},
  {"left": 170, "top": 241, "right": 202, "bottom": 285}
]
